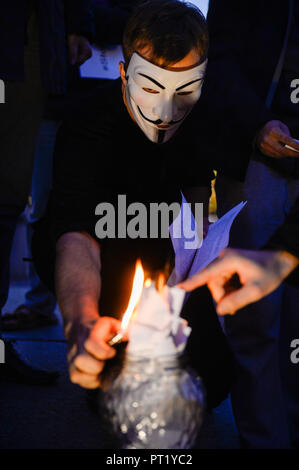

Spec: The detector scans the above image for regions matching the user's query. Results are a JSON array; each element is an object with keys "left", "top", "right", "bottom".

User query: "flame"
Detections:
[
  {"left": 121, "top": 259, "right": 145, "bottom": 331},
  {"left": 156, "top": 272, "right": 166, "bottom": 294}
]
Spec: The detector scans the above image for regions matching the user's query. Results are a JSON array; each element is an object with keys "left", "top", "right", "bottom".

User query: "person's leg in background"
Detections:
[
  {"left": 0, "top": 13, "right": 58, "bottom": 384},
  {"left": 25, "top": 120, "right": 59, "bottom": 319},
  {"left": 0, "top": 30, "right": 45, "bottom": 317},
  {"left": 2, "top": 120, "right": 60, "bottom": 330},
  {"left": 279, "top": 178, "right": 299, "bottom": 449},
  {"left": 216, "top": 160, "right": 299, "bottom": 448}
]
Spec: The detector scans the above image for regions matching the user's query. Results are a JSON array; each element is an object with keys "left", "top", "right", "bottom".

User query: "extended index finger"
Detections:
[{"left": 178, "top": 255, "right": 237, "bottom": 291}]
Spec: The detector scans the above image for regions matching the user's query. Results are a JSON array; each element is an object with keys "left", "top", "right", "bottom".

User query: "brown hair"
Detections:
[{"left": 122, "top": 0, "right": 209, "bottom": 68}]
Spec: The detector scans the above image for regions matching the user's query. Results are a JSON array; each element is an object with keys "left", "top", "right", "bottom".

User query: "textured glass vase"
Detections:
[{"left": 100, "top": 353, "right": 205, "bottom": 449}]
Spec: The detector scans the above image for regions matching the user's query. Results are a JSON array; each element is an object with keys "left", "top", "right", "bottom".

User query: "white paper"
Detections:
[
  {"left": 80, "top": 45, "right": 123, "bottom": 79},
  {"left": 127, "top": 283, "right": 190, "bottom": 358}
]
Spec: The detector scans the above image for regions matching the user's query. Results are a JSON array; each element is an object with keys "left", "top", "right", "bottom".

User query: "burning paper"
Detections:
[
  {"left": 126, "top": 282, "right": 190, "bottom": 357},
  {"left": 109, "top": 260, "right": 190, "bottom": 357}
]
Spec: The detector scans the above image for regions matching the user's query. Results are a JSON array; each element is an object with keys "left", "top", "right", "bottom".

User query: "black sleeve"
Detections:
[
  {"left": 202, "top": 0, "right": 276, "bottom": 137},
  {"left": 49, "top": 117, "right": 101, "bottom": 246},
  {"left": 64, "top": 0, "right": 95, "bottom": 42},
  {"left": 265, "top": 197, "right": 299, "bottom": 286},
  {"left": 31, "top": 117, "right": 100, "bottom": 292}
]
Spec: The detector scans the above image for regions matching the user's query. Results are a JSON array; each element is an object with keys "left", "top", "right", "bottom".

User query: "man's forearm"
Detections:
[
  {"left": 55, "top": 231, "right": 102, "bottom": 330},
  {"left": 55, "top": 231, "right": 121, "bottom": 389}
]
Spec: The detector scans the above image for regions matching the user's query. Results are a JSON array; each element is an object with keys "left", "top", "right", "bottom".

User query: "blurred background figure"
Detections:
[
  {"left": 2, "top": 0, "right": 141, "bottom": 332},
  {"left": 196, "top": 0, "right": 299, "bottom": 449},
  {"left": 0, "top": 0, "right": 93, "bottom": 384}
]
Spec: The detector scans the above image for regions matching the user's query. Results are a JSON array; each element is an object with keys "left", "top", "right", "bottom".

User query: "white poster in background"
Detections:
[
  {"left": 80, "top": 45, "right": 124, "bottom": 80},
  {"left": 189, "top": 0, "right": 209, "bottom": 16}
]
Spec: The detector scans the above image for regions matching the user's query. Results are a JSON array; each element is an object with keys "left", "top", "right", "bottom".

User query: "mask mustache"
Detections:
[{"left": 137, "top": 107, "right": 185, "bottom": 126}]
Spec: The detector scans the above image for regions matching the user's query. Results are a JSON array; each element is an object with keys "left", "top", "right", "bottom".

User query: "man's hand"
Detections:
[
  {"left": 55, "top": 232, "right": 123, "bottom": 389},
  {"left": 256, "top": 120, "right": 299, "bottom": 158},
  {"left": 68, "top": 34, "right": 92, "bottom": 66},
  {"left": 66, "top": 316, "right": 123, "bottom": 389},
  {"left": 178, "top": 248, "right": 299, "bottom": 315}
]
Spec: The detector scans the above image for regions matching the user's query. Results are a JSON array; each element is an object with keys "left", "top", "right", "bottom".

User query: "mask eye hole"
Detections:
[
  {"left": 177, "top": 91, "right": 193, "bottom": 96},
  {"left": 142, "top": 88, "right": 160, "bottom": 94}
]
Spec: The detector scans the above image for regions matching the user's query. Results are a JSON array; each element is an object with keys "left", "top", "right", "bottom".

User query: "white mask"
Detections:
[{"left": 125, "top": 52, "right": 207, "bottom": 144}]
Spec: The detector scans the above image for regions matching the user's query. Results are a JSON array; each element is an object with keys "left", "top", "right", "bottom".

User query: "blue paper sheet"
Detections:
[{"left": 168, "top": 196, "right": 246, "bottom": 285}]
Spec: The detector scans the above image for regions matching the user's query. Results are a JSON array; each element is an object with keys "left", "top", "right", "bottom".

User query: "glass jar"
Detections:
[{"left": 99, "top": 353, "right": 205, "bottom": 449}]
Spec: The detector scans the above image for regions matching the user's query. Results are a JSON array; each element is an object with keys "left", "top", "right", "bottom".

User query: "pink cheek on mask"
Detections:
[{"left": 132, "top": 91, "right": 155, "bottom": 109}]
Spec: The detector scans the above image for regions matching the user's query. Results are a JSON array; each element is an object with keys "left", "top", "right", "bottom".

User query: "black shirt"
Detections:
[
  {"left": 50, "top": 78, "right": 213, "bottom": 245},
  {"left": 34, "top": 78, "right": 214, "bottom": 315},
  {"left": 272, "top": 2, "right": 299, "bottom": 121},
  {"left": 257, "top": 3, "right": 299, "bottom": 178}
]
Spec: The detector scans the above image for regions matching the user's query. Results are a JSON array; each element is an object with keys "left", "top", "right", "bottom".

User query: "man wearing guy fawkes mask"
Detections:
[
  {"left": 122, "top": 51, "right": 207, "bottom": 144},
  {"left": 32, "top": 0, "right": 235, "bottom": 412}
]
